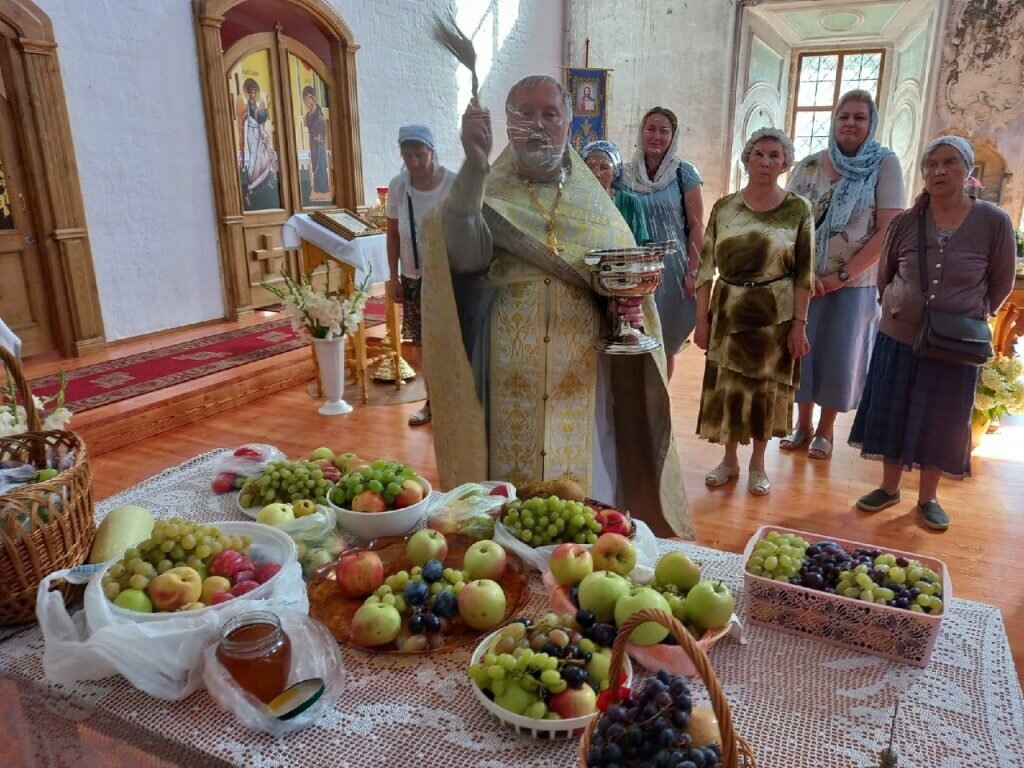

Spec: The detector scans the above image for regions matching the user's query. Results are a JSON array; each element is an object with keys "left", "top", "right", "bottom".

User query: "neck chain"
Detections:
[{"left": 523, "top": 178, "right": 565, "bottom": 255}]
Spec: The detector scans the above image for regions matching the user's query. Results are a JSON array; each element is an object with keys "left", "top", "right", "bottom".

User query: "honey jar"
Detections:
[{"left": 216, "top": 611, "right": 292, "bottom": 703}]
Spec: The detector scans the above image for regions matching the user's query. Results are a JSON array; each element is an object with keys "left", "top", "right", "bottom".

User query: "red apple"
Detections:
[
  {"left": 595, "top": 508, "right": 630, "bottom": 536},
  {"left": 489, "top": 485, "right": 510, "bottom": 497},
  {"left": 254, "top": 562, "right": 282, "bottom": 584},
  {"left": 591, "top": 533, "right": 637, "bottom": 576},
  {"left": 548, "top": 685, "right": 598, "bottom": 718},
  {"left": 463, "top": 540, "right": 507, "bottom": 580},
  {"left": 549, "top": 542, "right": 594, "bottom": 586},
  {"left": 335, "top": 551, "right": 385, "bottom": 598},
  {"left": 456, "top": 579, "right": 507, "bottom": 630},
  {"left": 231, "top": 569, "right": 256, "bottom": 586},
  {"left": 208, "top": 550, "right": 246, "bottom": 579},
  {"left": 393, "top": 479, "right": 426, "bottom": 509},
  {"left": 351, "top": 491, "right": 387, "bottom": 513},
  {"left": 146, "top": 566, "right": 203, "bottom": 612},
  {"left": 231, "top": 580, "right": 260, "bottom": 597},
  {"left": 211, "top": 472, "right": 237, "bottom": 494},
  {"left": 210, "top": 591, "right": 235, "bottom": 605}
]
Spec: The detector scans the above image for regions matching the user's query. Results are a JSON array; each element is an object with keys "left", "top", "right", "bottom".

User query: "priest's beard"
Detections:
[{"left": 511, "top": 133, "right": 565, "bottom": 177}]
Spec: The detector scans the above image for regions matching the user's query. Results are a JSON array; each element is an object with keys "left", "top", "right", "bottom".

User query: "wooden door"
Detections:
[{"left": 0, "top": 84, "right": 54, "bottom": 356}]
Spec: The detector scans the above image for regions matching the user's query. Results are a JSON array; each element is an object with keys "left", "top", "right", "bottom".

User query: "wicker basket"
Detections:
[
  {"left": 577, "top": 608, "right": 756, "bottom": 768},
  {"left": 0, "top": 347, "right": 95, "bottom": 624}
]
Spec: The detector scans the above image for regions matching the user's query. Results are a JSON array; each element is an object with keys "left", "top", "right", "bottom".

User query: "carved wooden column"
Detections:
[
  {"left": 194, "top": 10, "right": 252, "bottom": 320},
  {"left": 15, "top": 38, "right": 105, "bottom": 355},
  {"left": 332, "top": 38, "right": 363, "bottom": 210}
]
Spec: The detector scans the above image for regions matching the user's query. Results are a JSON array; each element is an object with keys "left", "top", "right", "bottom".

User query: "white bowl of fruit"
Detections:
[
  {"left": 326, "top": 458, "right": 432, "bottom": 541},
  {"left": 236, "top": 457, "right": 338, "bottom": 518},
  {"left": 97, "top": 519, "right": 296, "bottom": 621},
  {"left": 468, "top": 611, "right": 633, "bottom": 739}
]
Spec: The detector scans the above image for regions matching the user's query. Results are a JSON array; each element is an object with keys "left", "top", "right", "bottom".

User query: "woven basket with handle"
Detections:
[
  {"left": 0, "top": 347, "right": 94, "bottom": 624},
  {"left": 578, "top": 608, "right": 757, "bottom": 768}
]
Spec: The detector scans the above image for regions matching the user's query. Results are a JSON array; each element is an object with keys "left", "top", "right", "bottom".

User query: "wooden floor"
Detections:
[{"left": 24, "top": 332, "right": 1024, "bottom": 683}]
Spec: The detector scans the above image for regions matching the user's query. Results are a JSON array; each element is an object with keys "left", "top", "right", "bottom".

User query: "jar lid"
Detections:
[{"left": 266, "top": 678, "right": 326, "bottom": 720}]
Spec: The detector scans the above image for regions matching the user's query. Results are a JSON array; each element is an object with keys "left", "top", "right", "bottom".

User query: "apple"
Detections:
[
  {"left": 577, "top": 570, "right": 631, "bottom": 622},
  {"left": 232, "top": 569, "right": 256, "bottom": 585},
  {"left": 350, "top": 602, "right": 403, "bottom": 646},
  {"left": 309, "top": 446, "right": 336, "bottom": 462},
  {"left": 591, "top": 533, "right": 637, "bottom": 576},
  {"left": 113, "top": 588, "right": 153, "bottom": 613},
  {"left": 548, "top": 684, "right": 598, "bottom": 718},
  {"left": 684, "top": 580, "right": 735, "bottom": 631},
  {"left": 211, "top": 472, "right": 237, "bottom": 494},
  {"left": 200, "top": 575, "right": 232, "bottom": 604},
  {"left": 231, "top": 580, "right": 260, "bottom": 597},
  {"left": 210, "top": 591, "right": 234, "bottom": 605},
  {"left": 393, "top": 479, "right": 426, "bottom": 509},
  {"left": 406, "top": 529, "right": 448, "bottom": 566},
  {"left": 655, "top": 551, "right": 702, "bottom": 592},
  {"left": 489, "top": 485, "right": 510, "bottom": 497},
  {"left": 209, "top": 550, "right": 247, "bottom": 579},
  {"left": 254, "top": 562, "right": 282, "bottom": 584},
  {"left": 613, "top": 587, "right": 672, "bottom": 645},
  {"left": 457, "top": 579, "right": 507, "bottom": 630},
  {"left": 586, "top": 648, "right": 613, "bottom": 690},
  {"left": 351, "top": 491, "right": 387, "bottom": 513},
  {"left": 549, "top": 542, "right": 594, "bottom": 586},
  {"left": 146, "top": 566, "right": 203, "bottom": 611},
  {"left": 256, "top": 502, "right": 295, "bottom": 527},
  {"left": 333, "top": 451, "right": 361, "bottom": 472},
  {"left": 292, "top": 499, "right": 317, "bottom": 517},
  {"left": 686, "top": 707, "right": 722, "bottom": 748},
  {"left": 493, "top": 683, "right": 541, "bottom": 716},
  {"left": 321, "top": 465, "right": 342, "bottom": 484},
  {"left": 463, "top": 540, "right": 507, "bottom": 580},
  {"left": 595, "top": 507, "right": 630, "bottom": 536},
  {"left": 335, "top": 551, "right": 385, "bottom": 598}
]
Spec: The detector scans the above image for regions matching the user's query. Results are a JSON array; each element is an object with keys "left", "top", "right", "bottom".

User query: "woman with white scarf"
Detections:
[
  {"left": 621, "top": 107, "right": 705, "bottom": 379},
  {"left": 782, "top": 90, "right": 904, "bottom": 460}
]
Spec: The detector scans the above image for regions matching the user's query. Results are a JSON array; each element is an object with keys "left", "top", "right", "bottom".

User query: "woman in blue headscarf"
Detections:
[
  {"left": 581, "top": 140, "right": 649, "bottom": 244},
  {"left": 783, "top": 90, "right": 905, "bottom": 460}
]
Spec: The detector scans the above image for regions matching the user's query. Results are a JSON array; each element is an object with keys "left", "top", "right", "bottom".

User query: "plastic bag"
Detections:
[
  {"left": 202, "top": 606, "right": 344, "bottom": 736},
  {"left": 425, "top": 481, "right": 515, "bottom": 540},
  {"left": 493, "top": 518, "right": 659, "bottom": 575},
  {"left": 36, "top": 560, "right": 308, "bottom": 701},
  {"left": 212, "top": 443, "right": 286, "bottom": 478},
  {"left": 278, "top": 505, "right": 349, "bottom": 578}
]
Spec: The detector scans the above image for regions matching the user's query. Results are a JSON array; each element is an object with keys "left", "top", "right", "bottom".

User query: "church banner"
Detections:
[{"left": 563, "top": 67, "right": 609, "bottom": 152}]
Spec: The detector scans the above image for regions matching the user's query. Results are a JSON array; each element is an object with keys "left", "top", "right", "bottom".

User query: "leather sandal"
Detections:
[
  {"left": 780, "top": 428, "right": 812, "bottom": 451},
  {"left": 704, "top": 462, "right": 740, "bottom": 487},
  {"left": 748, "top": 469, "right": 771, "bottom": 496},
  {"left": 807, "top": 435, "right": 833, "bottom": 460},
  {"left": 408, "top": 403, "right": 431, "bottom": 427}
]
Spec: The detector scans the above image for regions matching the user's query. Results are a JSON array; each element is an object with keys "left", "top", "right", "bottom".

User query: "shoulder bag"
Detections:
[{"left": 911, "top": 208, "right": 992, "bottom": 366}]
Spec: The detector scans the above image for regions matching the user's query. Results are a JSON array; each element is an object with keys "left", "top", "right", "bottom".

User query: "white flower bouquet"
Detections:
[
  {"left": 1, "top": 372, "right": 72, "bottom": 438},
  {"left": 973, "top": 355, "right": 1024, "bottom": 423},
  {"left": 261, "top": 269, "right": 370, "bottom": 341}
]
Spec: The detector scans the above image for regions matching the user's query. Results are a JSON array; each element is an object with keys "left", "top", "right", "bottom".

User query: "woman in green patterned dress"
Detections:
[{"left": 694, "top": 128, "right": 814, "bottom": 496}]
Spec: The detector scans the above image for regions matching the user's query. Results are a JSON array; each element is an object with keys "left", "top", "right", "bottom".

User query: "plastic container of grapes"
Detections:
[
  {"left": 742, "top": 525, "right": 952, "bottom": 667},
  {"left": 327, "top": 477, "right": 433, "bottom": 541},
  {"left": 469, "top": 627, "right": 633, "bottom": 739},
  {"left": 101, "top": 521, "right": 298, "bottom": 623}
]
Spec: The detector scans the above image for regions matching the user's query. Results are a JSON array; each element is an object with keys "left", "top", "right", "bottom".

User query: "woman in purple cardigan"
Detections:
[{"left": 849, "top": 136, "right": 1016, "bottom": 531}]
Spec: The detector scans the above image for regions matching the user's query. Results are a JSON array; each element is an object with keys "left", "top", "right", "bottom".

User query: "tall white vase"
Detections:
[{"left": 312, "top": 337, "right": 352, "bottom": 415}]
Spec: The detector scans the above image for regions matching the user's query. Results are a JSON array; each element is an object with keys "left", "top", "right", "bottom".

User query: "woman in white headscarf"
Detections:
[
  {"left": 849, "top": 135, "right": 1016, "bottom": 531},
  {"left": 782, "top": 90, "right": 905, "bottom": 461},
  {"left": 621, "top": 107, "right": 704, "bottom": 379}
]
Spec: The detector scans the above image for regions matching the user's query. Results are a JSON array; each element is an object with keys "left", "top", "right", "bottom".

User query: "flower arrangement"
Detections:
[
  {"left": 1015, "top": 228, "right": 1024, "bottom": 260},
  {"left": 261, "top": 269, "right": 370, "bottom": 342},
  {"left": 973, "top": 355, "right": 1024, "bottom": 425},
  {"left": 1, "top": 372, "right": 72, "bottom": 438}
]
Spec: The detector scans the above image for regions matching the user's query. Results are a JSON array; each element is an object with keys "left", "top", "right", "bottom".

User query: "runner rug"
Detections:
[{"left": 28, "top": 299, "right": 386, "bottom": 413}]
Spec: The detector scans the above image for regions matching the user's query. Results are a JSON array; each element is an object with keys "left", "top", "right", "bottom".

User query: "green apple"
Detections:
[
  {"left": 309, "top": 446, "right": 336, "bottom": 462},
  {"left": 113, "top": 588, "right": 153, "bottom": 613},
  {"left": 577, "top": 570, "right": 631, "bottom": 622},
  {"left": 586, "top": 648, "right": 613, "bottom": 690},
  {"left": 256, "top": 502, "right": 295, "bottom": 527},
  {"left": 614, "top": 587, "right": 671, "bottom": 645},
  {"left": 655, "top": 551, "right": 702, "bottom": 592},
  {"left": 591, "top": 533, "right": 637, "bottom": 576},
  {"left": 684, "top": 580, "right": 735, "bottom": 631},
  {"left": 406, "top": 529, "right": 448, "bottom": 566},
  {"left": 349, "top": 602, "right": 402, "bottom": 646},
  {"left": 463, "top": 540, "right": 507, "bottom": 580},
  {"left": 292, "top": 499, "right": 317, "bottom": 517},
  {"left": 456, "top": 579, "right": 506, "bottom": 630},
  {"left": 493, "top": 681, "right": 540, "bottom": 716}
]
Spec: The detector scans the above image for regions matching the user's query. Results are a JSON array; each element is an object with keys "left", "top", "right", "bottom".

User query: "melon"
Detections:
[{"left": 89, "top": 505, "right": 155, "bottom": 564}]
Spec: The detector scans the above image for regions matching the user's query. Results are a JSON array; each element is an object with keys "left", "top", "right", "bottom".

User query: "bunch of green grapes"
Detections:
[
  {"left": 238, "top": 459, "right": 333, "bottom": 508},
  {"left": 101, "top": 517, "right": 250, "bottom": 601},
  {"left": 745, "top": 530, "right": 810, "bottom": 580},
  {"left": 327, "top": 459, "right": 419, "bottom": 508},
  {"left": 500, "top": 497, "right": 601, "bottom": 547}
]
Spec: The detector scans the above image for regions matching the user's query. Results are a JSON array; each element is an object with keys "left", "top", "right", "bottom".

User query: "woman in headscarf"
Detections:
[
  {"left": 581, "top": 140, "right": 648, "bottom": 244},
  {"left": 386, "top": 125, "right": 455, "bottom": 426},
  {"left": 622, "top": 107, "right": 704, "bottom": 379},
  {"left": 849, "top": 136, "right": 1016, "bottom": 530},
  {"left": 695, "top": 128, "right": 814, "bottom": 496},
  {"left": 782, "top": 90, "right": 905, "bottom": 460}
]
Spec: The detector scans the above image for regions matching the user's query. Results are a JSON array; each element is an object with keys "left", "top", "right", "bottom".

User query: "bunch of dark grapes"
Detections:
[
  {"left": 798, "top": 541, "right": 856, "bottom": 591},
  {"left": 586, "top": 669, "right": 722, "bottom": 768}
]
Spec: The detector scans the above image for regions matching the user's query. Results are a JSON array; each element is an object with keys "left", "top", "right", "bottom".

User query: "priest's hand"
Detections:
[
  {"left": 611, "top": 297, "right": 645, "bottom": 328},
  {"left": 462, "top": 103, "right": 492, "bottom": 171}
]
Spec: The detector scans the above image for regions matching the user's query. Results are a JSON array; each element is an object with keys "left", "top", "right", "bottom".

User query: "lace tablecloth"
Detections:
[{"left": 1, "top": 452, "right": 1022, "bottom": 767}]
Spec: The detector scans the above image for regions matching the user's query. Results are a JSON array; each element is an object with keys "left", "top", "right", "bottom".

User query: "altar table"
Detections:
[{"left": 0, "top": 452, "right": 1021, "bottom": 767}]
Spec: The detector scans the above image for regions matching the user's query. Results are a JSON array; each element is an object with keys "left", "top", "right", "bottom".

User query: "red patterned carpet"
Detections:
[{"left": 29, "top": 300, "right": 386, "bottom": 413}]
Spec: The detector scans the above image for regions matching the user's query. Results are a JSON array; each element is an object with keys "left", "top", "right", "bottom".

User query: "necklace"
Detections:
[{"left": 523, "top": 178, "right": 565, "bottom": 255}]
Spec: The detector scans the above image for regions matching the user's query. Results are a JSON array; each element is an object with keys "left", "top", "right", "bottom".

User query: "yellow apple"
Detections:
[
  {"left": 292, "top": 499, "right": 317, "bottom": 517},
  {"left": 200, "top": 575, "right": 233, "bottom": 604},
  {"left": 146, "top": 567, "right": 203, "bottom": 611},
  {"left": 257, "top": 502, "right": 295, "bottom": 527}
]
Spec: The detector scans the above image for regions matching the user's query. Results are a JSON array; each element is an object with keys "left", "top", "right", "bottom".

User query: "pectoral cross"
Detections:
[{"left": 546, "top": 230, "right": 564, "bottom": 255}]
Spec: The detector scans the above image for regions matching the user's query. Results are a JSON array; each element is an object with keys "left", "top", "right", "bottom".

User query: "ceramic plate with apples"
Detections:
[
  {"left": 307, "top": 530, "right": 530, "bottom": 653},
  {"left": 542, "top": 535, "right": 739, "bottom": 676}
]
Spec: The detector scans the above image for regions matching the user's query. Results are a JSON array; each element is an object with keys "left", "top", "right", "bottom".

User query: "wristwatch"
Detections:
[{"left": 838, "top": 270, "right": 850, "bottom": 282}]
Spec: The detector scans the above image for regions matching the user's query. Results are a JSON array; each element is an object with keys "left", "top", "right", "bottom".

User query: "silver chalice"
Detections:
[{"left": 584, "top": 241, "right": 675, "bottom": 355}]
